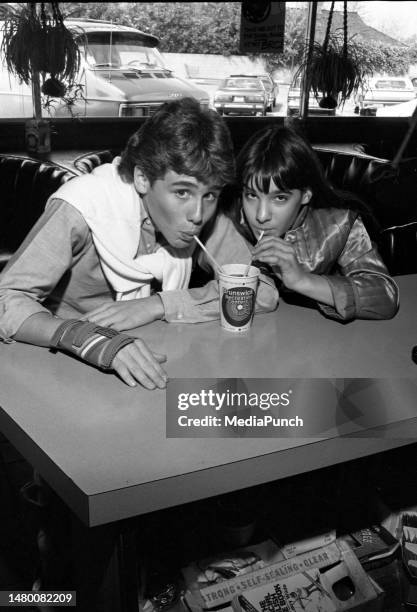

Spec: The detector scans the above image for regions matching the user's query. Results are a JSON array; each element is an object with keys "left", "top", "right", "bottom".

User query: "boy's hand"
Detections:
[
  {"left": 252, "top": 236, "right": 307, "bottom": 290},
  {"left": 112, "top": 340, "right": 168, "bottom": 389},
  {"left": 81, "top": 295, "right": 165, "bottom": 330}
]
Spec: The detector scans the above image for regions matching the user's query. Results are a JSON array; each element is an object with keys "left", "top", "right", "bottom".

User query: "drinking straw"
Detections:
[
  {"left": 244, "top": 230, "right": 265, "bottom": 275},
  {"left": 193, "top": 236, "right": 223, "bottom": 275}
]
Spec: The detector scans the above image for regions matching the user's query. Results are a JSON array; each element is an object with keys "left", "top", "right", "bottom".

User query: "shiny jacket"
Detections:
[{"left": 269, "top": 205, "right": 399, "bottom": 320}]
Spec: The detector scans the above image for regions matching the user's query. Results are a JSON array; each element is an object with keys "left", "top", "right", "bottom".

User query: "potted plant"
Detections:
[
  {"left": 294, "top": 0, "right": 365, "bottom": 111},
  {"left": 0, "top": 2, "right": 82, "bottom": 152}
]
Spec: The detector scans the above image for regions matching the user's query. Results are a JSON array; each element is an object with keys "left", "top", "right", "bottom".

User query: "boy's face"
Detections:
[
  {"left": 135, "top": 169, "right": 223, "bottom": 248},
  {"left": 242, "top": 178, "right": 311, "bottom": 238}
]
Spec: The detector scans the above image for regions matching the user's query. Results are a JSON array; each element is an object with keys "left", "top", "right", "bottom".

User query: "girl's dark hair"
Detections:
[
  {"left": 227, "top": 125, "right": 379, "bottom": 240},
  {"left": 118, "top": 97, "right": 235, "bottom": 187}
]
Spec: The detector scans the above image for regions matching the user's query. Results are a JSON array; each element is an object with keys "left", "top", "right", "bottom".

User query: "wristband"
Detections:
[{"left": 50, "top": 319, "right": 136, "bottom": 370}]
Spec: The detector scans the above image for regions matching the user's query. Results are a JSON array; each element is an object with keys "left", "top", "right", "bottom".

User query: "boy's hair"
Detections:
[
  {"left": 232, "top": 125, "right": 379, "bottom": 239},
  {"left": 118, "top": 97, "right": 235, "bottom": 186}
]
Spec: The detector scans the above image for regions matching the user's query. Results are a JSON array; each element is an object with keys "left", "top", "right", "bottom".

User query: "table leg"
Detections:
[{"left": 70, "top": 516, "right": 141, "bottom": 612}]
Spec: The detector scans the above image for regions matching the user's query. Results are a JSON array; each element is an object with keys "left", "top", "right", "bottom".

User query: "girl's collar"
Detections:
[{"left": 288, "top": 204, "right": 309, "bottom": 231}]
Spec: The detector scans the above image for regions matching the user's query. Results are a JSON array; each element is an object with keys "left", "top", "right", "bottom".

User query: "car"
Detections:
[
  {"left": 376, "top": 97, "right": 417, "bottom": 117},
  {"left": 213, "top": 76, "right": 268, "bottom": 116},
  {"left": 286, "top": 76, "right": 336, "bottom": 117},
  {"left": 230, "top": 73, "right": 278, "bottom": 111},
  {"left": 0, "top": 19, "right": 210, "bottom": 118},
  {"left": 357, "top": 75, "right": 416, "bottom": 110}
]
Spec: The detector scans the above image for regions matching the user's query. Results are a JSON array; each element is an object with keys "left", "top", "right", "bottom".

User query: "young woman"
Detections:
[{"left": 223, "top": 125, "right": 399, "bottom": 321}]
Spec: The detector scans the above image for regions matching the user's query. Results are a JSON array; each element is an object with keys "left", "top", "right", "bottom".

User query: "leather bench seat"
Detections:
[
  {"left": 73, "top": 149, "right": 120, "bottom": 174},
  {"left": 0, "top": 155, "right": 76, "bottom": 271}
]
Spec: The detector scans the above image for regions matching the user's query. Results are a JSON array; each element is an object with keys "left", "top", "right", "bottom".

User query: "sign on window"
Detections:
[{"left": 240, "top": 1, "right": 285, "bottom": 54}]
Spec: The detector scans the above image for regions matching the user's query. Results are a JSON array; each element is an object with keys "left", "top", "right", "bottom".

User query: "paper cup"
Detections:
[{"left": 218, "top": 264, "right": 260, "bottom": 332}]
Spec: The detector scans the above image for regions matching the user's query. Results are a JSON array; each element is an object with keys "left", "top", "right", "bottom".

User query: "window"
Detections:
[
  {"left": 1, "top": 2, "right": 417, "bottom": 119},
  {"left": 224, "top": 78, "right": 263, "bottom": 89}
]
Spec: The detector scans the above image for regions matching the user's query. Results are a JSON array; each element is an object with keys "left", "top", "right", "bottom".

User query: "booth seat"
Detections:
[
  {"left": 0, "top": 155, "right": 76, "bottom": 271},
  {"left": 379, "top": 221, "right": 417, "bottom": 276},
  {"left": 73, "top": 149, "right": 120, "bottom": 174}
]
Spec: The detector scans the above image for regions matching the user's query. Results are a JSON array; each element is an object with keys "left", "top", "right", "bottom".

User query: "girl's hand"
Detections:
[
  {"left": 81, "top": 295, "right": 165, "bottom": 331},
  {"left": 252, "top": 235, "right": 308, "bottom": 290}
]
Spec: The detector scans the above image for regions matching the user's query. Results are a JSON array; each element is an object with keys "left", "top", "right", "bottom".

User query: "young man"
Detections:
[{"left": 0, "top": 98, "right": 278, "bottom": 389}]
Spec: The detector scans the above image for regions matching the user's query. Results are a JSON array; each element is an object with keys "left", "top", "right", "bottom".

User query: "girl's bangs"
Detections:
[{"left": 244, "top": 166, "right": 292, "bottom": 194}]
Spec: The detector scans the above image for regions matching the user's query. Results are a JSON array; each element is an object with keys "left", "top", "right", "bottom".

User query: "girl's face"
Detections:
[{"left": 242, "top": 178, "right": 312, "bottom": 238}]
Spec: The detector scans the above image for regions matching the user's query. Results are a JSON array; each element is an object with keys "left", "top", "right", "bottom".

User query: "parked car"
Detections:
[
  {"left": 357, "top": 76, "right": 416, "bottom": 110},
  {"left": 376, "top": 98, "right": 417, "bottom": 117},
  {"left": 213, "top": 76, "right": 268, "bottom": 116},
  {"left": 286, "top": 76, "right": 336, "bottom": 116},
  {"left": 230, "top": 73, "right": 278, "bottom": 111},
  {"left": 0, "top": 19, "right": 210, "bottom": 118}
]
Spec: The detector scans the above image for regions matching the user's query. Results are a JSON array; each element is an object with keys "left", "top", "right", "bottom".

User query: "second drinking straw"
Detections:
[{"left": 244, "top": 230, "right": 265, "bottom": 276}]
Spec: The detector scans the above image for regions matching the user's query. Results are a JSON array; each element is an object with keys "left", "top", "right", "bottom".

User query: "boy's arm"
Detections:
[
  {"left": 0, "top": 199, "right": 85, "bottom": 341},
  {"left": 13, "top": 311, "right": 167, "bottom": 390},
  {"left": 0, "top": 201, "right": 167, "bottom": 388}
]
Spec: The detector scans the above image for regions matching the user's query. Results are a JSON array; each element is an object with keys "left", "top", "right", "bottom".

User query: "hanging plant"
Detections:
[
  {"left": 306, "top": 35, "right": 364, "bottom": 109},
  {"left": 43, "top": 81, "right": 86, "bottom": 119},
  {"left": 1, "top": 2, "right": 81, "bottom": 92},
  {"left": 294, "top": 0, "right": 365, "bottom": 109},
  {"left": 41, "top": 76, "right": 67, "bottom": 97}
]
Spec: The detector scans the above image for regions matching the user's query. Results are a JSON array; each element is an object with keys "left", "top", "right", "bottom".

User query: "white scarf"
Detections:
[{"left": 47, "top": 158, "right": 193, "bottom": 300}]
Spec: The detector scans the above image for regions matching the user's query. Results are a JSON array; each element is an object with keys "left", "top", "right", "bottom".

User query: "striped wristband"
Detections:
[{"left": 50, "top": 320, "right": 136, "bottom": 370}]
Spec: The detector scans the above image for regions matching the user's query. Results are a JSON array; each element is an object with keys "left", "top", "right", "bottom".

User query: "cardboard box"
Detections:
[
  {"left": 229, "top": 541, "right": 383, "bottom": 612},
  {"left": 182, "top": 540, "right": 285, "bottom": 610}
]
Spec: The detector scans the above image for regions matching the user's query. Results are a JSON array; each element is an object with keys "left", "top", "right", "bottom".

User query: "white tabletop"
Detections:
[{"left": 0, "top": 275, "right": 416, "bottom": 526}]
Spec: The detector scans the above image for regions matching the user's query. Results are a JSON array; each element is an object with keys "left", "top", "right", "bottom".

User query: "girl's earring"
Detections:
[{"left": 240, "top": 207, "right": 245, "bottom": 225}]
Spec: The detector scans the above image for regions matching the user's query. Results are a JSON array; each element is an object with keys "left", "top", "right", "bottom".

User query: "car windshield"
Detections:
[
  {"left": 81, "top": 32, "right": 166, "bottom": 70},
  {"left": 224, "top": 78, "right": 261, "bottom": 89}
]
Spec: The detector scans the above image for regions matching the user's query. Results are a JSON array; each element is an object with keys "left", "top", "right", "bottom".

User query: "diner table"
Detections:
[{"left": 0, "top": 273, "right": 416, "bottom": 611}]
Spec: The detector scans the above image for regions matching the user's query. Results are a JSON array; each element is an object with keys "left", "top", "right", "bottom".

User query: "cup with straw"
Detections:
[{"left": 193, "top": 235, "right": 261, "bottom": 332}]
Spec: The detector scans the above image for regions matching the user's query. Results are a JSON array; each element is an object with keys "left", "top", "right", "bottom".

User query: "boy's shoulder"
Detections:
[{"left": 48, "top": 160, "right": 137, "bottom": 220}]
